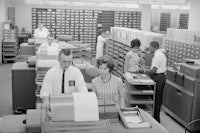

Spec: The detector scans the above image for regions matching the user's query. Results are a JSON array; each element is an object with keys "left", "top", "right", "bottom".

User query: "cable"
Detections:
[{"left": 185, "top": 119, "right": 200, "bottom": 133}]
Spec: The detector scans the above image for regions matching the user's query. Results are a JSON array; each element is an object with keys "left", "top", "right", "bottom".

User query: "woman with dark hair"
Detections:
[
  {"left": 91, "top": 55, "right": 126, "bottom": 108},
  {"left": 124, "top": 39, "right": 143, "bottom": 73},
  {"left": 95, "top": 30, "right": 106, "bottom": 59}
]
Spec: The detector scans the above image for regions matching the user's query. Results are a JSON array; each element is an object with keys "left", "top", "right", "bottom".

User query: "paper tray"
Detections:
[{"left": 118, "top": 106, "right": 151, "bottom": 129}]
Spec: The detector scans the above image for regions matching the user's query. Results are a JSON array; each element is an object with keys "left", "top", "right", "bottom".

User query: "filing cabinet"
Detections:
[
  {"left": 180, "top": 63, "right": 200, "bottom": 78},
  {"left": 163, "top": 64, "right": 200, "bottom": 131},
  {"left": 12, "top": 62, "right": 36, "bottom": 112}
]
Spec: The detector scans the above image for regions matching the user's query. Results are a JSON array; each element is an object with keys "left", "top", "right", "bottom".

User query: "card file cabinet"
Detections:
[
  {"left": 163, "top": 65, "right": 200, "bottom": 131},
  {"left": 12, "top": 62, "right": 36, "bottom": 112},
  {"left": 163, "top": 39, "right": 200, "bottom": 66}
]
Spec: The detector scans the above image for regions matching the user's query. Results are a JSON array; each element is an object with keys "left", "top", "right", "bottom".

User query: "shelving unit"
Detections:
[
  {"left": 2, "top": 29, "right": 18, "bottom": 63},
  {"left": 160, "top": 12, "right": 171, "bottom": 32},
  {"left": 32, "top": 8, "right": 142, "bottom": 57},
  {"left": 179, "top": 13, "right": 189, "bottom": 29},
  {"left": 124, "top": 74, "right": 155, "bottom": 115},
  {"left": 115, "top": 11, "right": 141, "bottom": 29},
  {"left": 106, "top": 39, "right": 129, "bottom": 78}
]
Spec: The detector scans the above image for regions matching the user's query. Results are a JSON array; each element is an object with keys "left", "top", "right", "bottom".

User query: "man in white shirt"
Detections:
[
  {"left": 34, "top": 23, "right": 49, "bottom": 39},
  {"left": 38, "top": 35, "right": 59, "bottom": 51},
  {"left": 40, "top": 49, "right": 88, "bottom": 100},
  {"left": 140, "top": 41, "right": 167, "bottom": 123}
]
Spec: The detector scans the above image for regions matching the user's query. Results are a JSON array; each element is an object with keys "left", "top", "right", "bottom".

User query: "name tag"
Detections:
[{"left": 69, "top": 80, "right": 75, "bottom": 86}]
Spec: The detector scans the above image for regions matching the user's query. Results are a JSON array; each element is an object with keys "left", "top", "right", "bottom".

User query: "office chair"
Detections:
[{"left": 185, "top": 119, "right": 200, "bottom": 133}]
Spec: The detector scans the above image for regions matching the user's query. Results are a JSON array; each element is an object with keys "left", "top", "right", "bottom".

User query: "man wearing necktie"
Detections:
[{"left": 40, "top": 49, "right": 88, "bottom": 101}]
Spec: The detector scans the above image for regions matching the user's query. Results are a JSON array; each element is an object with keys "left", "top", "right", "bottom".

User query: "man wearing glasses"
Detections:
[{"left": 40, "top": 49, "right": 88, "bottom": 100}]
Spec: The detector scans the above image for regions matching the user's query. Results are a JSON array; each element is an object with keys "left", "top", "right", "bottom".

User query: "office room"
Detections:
[{"left": 0, "top": 0, "right": 199, "bottom": 132}]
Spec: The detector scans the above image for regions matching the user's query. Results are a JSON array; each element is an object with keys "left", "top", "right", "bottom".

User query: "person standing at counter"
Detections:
[
  {"left": 34, "top": 23, "right": 49, "bottom": 39},
  {"left": 140, "top": 41, "right": 167, "bottom": 123},
  {"left": 40, "top": 49, "right": 88, "bottom": 100},
  {"left": 124, "top": 39, "right": 143, "bottom": 73},
  {"left": 91, "top": 55, "right": 126, "bottom": 108},
  {"left": 95, "top": 30, "right": 106, "bottom": 59}
]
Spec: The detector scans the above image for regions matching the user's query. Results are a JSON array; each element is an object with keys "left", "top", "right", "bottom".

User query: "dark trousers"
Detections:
[{"left": 151, "top": 73, "right": 166, "bottom": 122}]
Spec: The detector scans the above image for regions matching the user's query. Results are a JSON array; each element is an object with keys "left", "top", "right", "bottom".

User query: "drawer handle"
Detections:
[{"left": 176, "top": 89, "right": 182, "bottom": 96}]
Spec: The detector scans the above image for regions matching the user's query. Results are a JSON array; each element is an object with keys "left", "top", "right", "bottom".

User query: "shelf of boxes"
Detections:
[
  {"left": 160, "top": 12, "right": 171, "bottom": 32},
  {"left": 32, "top": 8, "right": 143, "bottom": 57},
  {"left": 179, "top": 13, "right": 189, "bottom": 29},
  {"left": 114, "top": 11, "right": 141, "bottom": 29}
]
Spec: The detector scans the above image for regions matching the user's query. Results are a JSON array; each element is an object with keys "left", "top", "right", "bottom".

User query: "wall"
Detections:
[
  {"left": 188, "top": 0, "right": 200, "bottom": 31},
  {"left": 0, "top": 0, "right": 7, "bottom": 64},
  {"left": 141, "top": 4, "right": 151, "bottom": 31}
]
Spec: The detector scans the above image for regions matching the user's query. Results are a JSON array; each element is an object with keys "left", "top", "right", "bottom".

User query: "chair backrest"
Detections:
[
  {"left": 184, "top": 119, "right": 200, "bottom": 133},
  {"left": 85, "top": 67, "right": 100, "bottom": 78}
]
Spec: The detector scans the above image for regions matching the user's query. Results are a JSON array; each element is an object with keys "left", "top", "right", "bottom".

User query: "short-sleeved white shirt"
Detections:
[
  {"left": 40, "top": 65, "right": 88, "bottom": 98},
  {"left": 34, "top": 27, "right": 49, "bottom": 38},
  {"left": 151, "top": 49, "right": 167, "bottom": 73}
]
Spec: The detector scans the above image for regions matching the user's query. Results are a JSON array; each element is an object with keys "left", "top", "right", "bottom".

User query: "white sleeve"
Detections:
[
  {"left": 75, "top": 69, "right": 88, "bottom": 92},
  {"left": 40, "top": 71, "right": 53, "bottom": 99},
  {"left": 151, "top": 54, "right": 162, "bottom": 69},
  {"left": 44, "top": 28, "right": 49, "bottom": 36},
  {"left": 34, "top": 29, "right": 38, "bottom": 38}
]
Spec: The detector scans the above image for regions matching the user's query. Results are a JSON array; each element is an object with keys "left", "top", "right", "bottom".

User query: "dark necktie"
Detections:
[{"left": 62, "top": 70, "right": 65, "bottom": 93}]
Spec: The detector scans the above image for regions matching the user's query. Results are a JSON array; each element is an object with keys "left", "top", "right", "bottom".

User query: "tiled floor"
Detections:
[{"left": 0, "top": 63, "right": 185, "bottom": 133}]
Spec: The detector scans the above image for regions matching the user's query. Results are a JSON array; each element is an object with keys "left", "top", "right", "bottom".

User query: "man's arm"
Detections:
[
  {"left": 34, "top": 29, "right": 38, "bottom": 38},
  {"left": 75, "top": 69, "right": 88, "bottom": 92},
  {"left": 40, "top": 72, "right": 53, "bottom": 100}
]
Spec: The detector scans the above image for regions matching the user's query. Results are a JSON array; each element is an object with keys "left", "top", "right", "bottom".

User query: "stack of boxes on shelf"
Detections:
[
  {"left": 160, "top": 12, "right": 171, "bottom": 32},
  {"left": 107, "top": 27, "right": 164, "bottom": 78},
  {"left": 164, "top": 28, "right": 200, "bottom": 66},
  {"left": 115, "top": 11, "right": 141, "bottom": 29},
  {"left": 32, "top": 8, "right": 143, "bottom": 57},
  {"left": 2, "top": 21, "right": 18, "bottom": 63},
  {"left": 179, "top": 13, "right": 189, "bottom": 29},
  {"left": 32, "top": 8, "right": 98, "bottom": 56}
]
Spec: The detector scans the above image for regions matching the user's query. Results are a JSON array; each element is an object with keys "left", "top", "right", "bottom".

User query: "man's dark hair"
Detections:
[
  {"left": 58, "top": 49, "right": 72, "bottom": 58},
  {"left": 150, "top": 41, "right": 159, "bottom": 49},
  {"left": 97, "top": 55, "right": 114, "bottom": 73},
  {"left": 131, "top": 39, "right": 141, "bottom": 48}
]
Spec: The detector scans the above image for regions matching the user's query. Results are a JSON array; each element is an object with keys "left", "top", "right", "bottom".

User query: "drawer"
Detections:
[
  {"left": 174, "top": 88, "right": 193, "bottom": 123},
  {"left": 176, "top": 72, "right": 184, "bottom": 86},
  {"left": 163, "top": 81, "right": 193, "bottom": 123},
  {"left": 183, "top": 76, "right": 195, "bottom": 93},
  {"left": 180, "top": 63, "right": 200, "bottom": 78},
  {"left": 162, "top": 81, "right": 176, "bottom": 111},
  {"left": 167, "top": 67, "right": 177, "bottom": 82}
]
